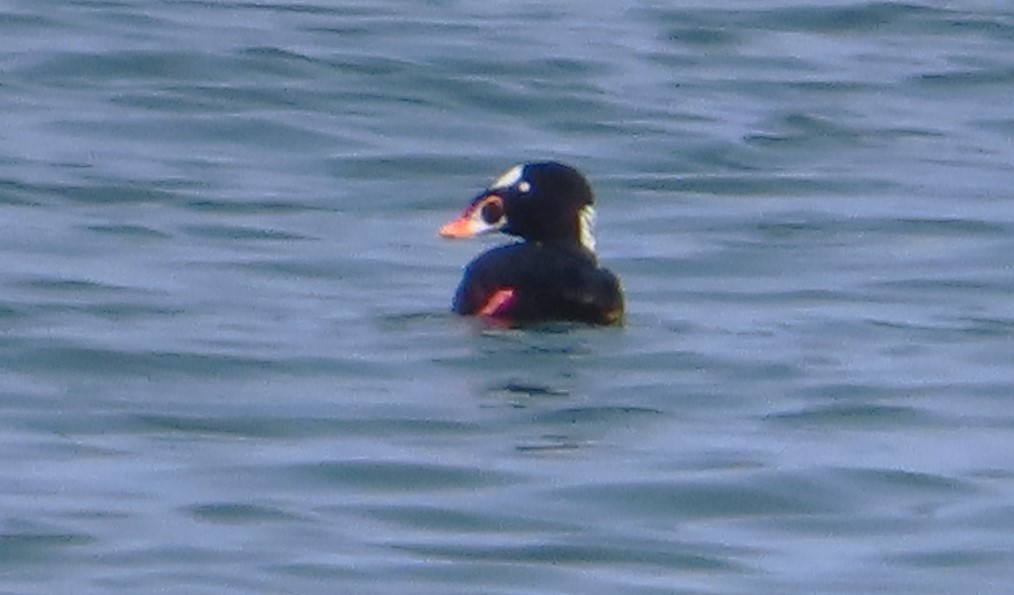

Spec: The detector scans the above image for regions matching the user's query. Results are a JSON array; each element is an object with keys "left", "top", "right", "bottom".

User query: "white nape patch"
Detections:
[
  {"left": 579, "top": 205, "right": 597, "bottom": 252},
  {"left": 491, "top": 164, "right": 525, "bottom": 189}
]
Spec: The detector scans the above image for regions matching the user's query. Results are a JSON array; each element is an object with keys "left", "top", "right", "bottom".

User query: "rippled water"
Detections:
[{"left": 2, "top": 1, "right": 1014, "bottom": 593}]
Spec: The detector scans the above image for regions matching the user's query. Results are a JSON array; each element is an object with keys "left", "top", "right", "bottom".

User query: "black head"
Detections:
[{"left": 439, "top": 162, "right": 597, "bottom": 251}]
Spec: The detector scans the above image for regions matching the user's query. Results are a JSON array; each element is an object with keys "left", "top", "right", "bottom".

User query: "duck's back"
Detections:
[{"left": 453, "top": 242, "right": 623, "bottom": 325}]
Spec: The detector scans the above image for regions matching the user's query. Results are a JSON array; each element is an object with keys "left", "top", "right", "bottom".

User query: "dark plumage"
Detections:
[{"left": 439, "top": 162, "right": 624, "bottom": 325}]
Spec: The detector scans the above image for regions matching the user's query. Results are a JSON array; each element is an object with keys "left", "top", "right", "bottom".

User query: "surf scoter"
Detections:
[{"left": 439, "top": 162, "right": 624, "bottom": 325}]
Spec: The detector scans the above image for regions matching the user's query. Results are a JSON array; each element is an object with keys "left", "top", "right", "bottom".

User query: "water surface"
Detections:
[{"left": 2, "top": 1, "right": 1014, "bottom": 593}]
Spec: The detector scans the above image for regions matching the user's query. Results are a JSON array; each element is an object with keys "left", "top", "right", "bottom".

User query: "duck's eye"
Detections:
[{"left": 480, "top": 198, "right": 504, "bottom": 224}]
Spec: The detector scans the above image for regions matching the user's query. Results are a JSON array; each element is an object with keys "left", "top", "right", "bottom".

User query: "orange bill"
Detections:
[
  {"left": 440, "top": 193, "right": 506, "bottom": 239},
  {"left": 439, "top": 209, "right": 479, "bottom": 238}
]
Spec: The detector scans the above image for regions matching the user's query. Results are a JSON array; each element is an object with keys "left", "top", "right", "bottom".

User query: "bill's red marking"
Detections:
[
  {"left": 477, "top": 288, "right": 516, "bottom": 317},
  {"left": 439, "top": 205, "right": 478, "bottom": 238}
]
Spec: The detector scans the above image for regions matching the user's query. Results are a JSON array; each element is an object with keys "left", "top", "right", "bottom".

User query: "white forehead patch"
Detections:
[
  {"left": 490, "top": 164, "right": 525, "bottom": 190},
  {"left": 579, "top": 205, "right": 597, "bottom": 252}
]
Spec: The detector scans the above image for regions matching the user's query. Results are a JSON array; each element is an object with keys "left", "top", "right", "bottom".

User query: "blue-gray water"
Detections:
[{"left": 2, "top": 1, "right": 1013, "bottom": 593}]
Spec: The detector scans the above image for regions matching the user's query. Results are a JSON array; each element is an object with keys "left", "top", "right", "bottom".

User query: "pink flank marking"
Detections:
[{"left": 477, "top": 288, "right": 516, "bottom": 317}]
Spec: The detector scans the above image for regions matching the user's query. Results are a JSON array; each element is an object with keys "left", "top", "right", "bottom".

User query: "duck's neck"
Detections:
[
  {"left": 531, "top": 238, "right": 598, "bottom": 261},
  {"left": 577, "top": 205, "right": 596, "bottom": 252}
]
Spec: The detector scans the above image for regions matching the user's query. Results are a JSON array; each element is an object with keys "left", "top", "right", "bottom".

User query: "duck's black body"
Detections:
[
  {"left": 440, "top": 162, "right": 624, "bottom": 326},
  {"left": 453, "top": 241, "right": 623, "bottom": 325}
]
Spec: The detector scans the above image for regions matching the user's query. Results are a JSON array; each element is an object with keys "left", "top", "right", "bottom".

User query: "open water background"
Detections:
[{"left": 2, "top": 1, "right": 1014, "bottom": 593}]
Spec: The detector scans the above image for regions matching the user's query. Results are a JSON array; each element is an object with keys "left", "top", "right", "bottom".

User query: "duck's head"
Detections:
[{"left": 439, "top": 162, "right": 597, "bottom": 252}]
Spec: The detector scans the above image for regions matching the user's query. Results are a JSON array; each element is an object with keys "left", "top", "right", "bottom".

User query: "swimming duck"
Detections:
[{"left": 439, "top": 162, "right": 624, "bottom": 325}]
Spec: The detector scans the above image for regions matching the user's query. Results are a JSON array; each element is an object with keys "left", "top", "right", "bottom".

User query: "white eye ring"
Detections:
[{"left": 517, "top": 181, "right": 531, "bottom": 193}]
